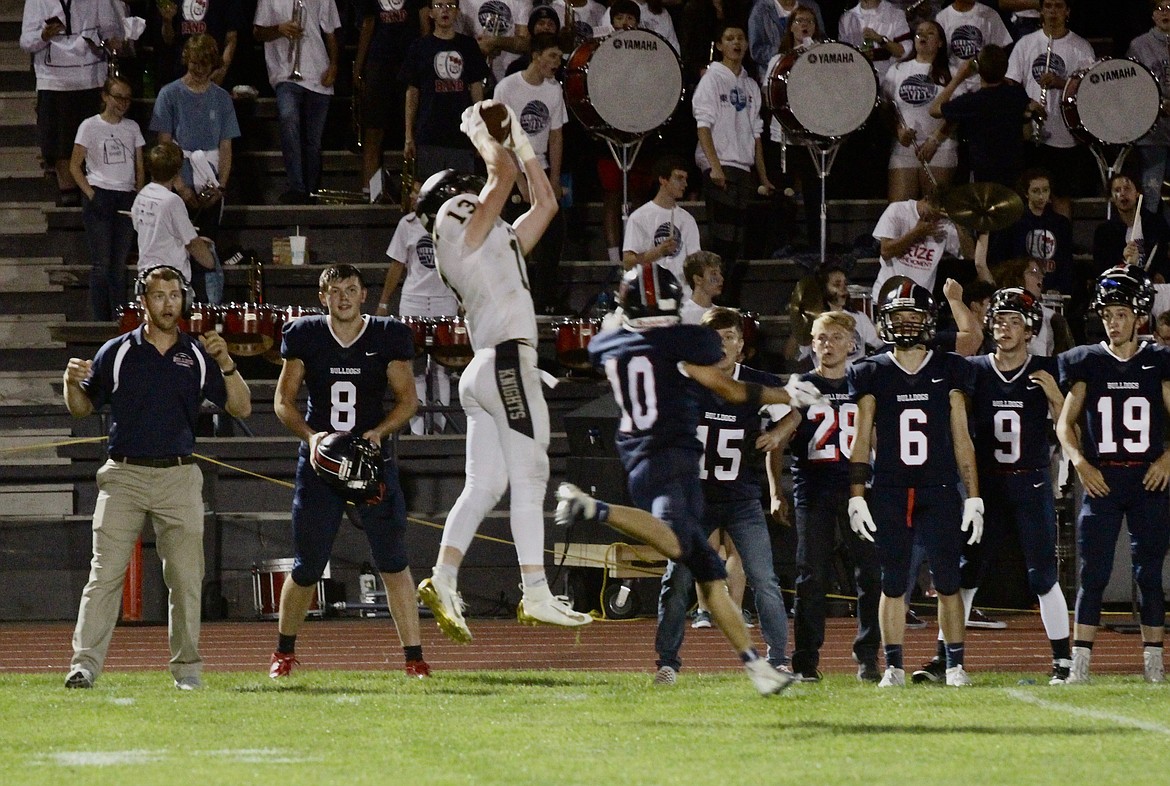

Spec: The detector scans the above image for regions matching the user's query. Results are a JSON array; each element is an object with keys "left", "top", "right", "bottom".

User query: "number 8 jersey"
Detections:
[
  {"left": 848, "top": 350, "right": 976, "bottom": 487},
  {"left": 1058, "top": 342, "right": 1170, "bottom": 463}
]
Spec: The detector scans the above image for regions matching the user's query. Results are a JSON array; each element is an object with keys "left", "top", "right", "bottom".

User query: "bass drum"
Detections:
[
  {"left": 767, "top": 40, "right": 879, "bottom": 144},
  {"left": 565, "top": 29, "right": 683, "bottom": 143},
  {"left": 1061, "top": 57, "right": 1160, "bottom": 146}
]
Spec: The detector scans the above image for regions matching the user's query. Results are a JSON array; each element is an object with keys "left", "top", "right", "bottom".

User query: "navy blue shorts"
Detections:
[
  {"left": 289, "top": 445, "right": 409, "bottom": 586},
  {"left": 627, "top": 448, "right": 727, "bottom": 583},
  {"left": 870, "top": 484, "right": 963, "bottom": 597}
]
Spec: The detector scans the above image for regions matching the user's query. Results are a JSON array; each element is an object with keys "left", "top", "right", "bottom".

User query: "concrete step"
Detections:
[
  {"left": 0, "top": 483, "right": 73, "bottom": 516},
  {"left": 0, "top": 257, "right": 64, "bottom": 294},
  {"left": 0, "top": 41, "right": 28, "bottom": 71},
  {"left": 0, "top": 201, "right": 47, "bottom": 234},
  {"left": 0, "top": 92, "right": 34, "bottom": 126},
  {"left": 0, "top": 146, "right": 43, "bottom": 179},
  {"left": 0, "top": 370, "right": 59, "bottom": 407},
  {"left": 0, "top": 428, "right": 70, "bottom": 466},
  {"left": 0, "top": 313, "right": 64, "bottom": 348}
]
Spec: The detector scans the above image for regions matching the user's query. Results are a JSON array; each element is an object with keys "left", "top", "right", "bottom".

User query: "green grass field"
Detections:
[{"left": 2, "top": 670, "right": 1168, "bottom": 785}]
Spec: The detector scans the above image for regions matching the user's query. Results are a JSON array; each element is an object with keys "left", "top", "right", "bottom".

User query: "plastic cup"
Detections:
[{"left": 289, "top": 235, "right": 306, "bottom": 266}]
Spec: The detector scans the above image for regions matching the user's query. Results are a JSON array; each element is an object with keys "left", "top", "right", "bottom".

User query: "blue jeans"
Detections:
[
  {"left": 275, "top": 82, "right": 331, "bottom": 195},
  {"left": 655, "top": 497, "right": 789, "bottom": 671},
  {"left": 1138, "top": 144, "right": 1168, "bottom": 210},
  {"left": 82, "top": 188, "right": 135, "bottom": 321}
]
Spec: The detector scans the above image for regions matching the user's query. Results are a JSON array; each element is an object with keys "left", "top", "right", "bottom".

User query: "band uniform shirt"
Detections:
[
  {"left": 132, "top": 182, "right": 199, "bottom": 280},
  {"left": 622, "top": 200, "right": 702, "bottom": 299},
  {"left": 387, "top": 212, "right": 453, "bottom": 302}
]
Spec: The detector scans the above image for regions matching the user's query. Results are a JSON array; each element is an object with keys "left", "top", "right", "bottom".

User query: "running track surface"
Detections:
[{"left": 0, "top": 615, "right": 1153, "bottom": 677}]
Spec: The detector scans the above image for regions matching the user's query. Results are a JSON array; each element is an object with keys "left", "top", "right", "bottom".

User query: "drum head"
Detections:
[
  {"left": 1069, "top": 58, "right": 1160, "bottom": 145},
  {"left": 786, "top": 41, "right": 878, "bottom": 139},
  {"left": 587, "top": 29, "right": 682, "bottom": 135}
]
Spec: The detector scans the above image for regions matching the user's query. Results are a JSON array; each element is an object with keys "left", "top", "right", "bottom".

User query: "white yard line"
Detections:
[{"left": 1006, "top": 688, "right": 1170, "bottom": 736}]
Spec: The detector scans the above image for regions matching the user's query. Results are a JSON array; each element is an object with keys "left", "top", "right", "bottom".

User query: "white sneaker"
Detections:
[
  {"left": 744, "top": 658, "right": 795, "bottom": 696},
  {"left": 653, "top": 665, "right": 678, "bottom": 686},
  {"left": 1049, "top": 658, "right": 1073, "bottom": 685},
  {"left": 1067, "top": 648, "right": 1091, "bottom": 684},
  {"left": 417, "top": 573, "right": 472, "bottom": 644},
  {"left": 1144, "top": 647, "right": 1164, "bottom": 684},
  {"left": 554, "top": 483, "right": 597, "bottom": 527},
  {"left": 64, "top": 667, "right": 94, "bottom": 689},
  {"left": 174, "top": 675, "right": 203, "bottom": 691},
  {"left": 945, "top": 665, "right": 972, "bottom": 687},
  {"left": 517, "top": 591, "right": 593, "bottom": 628},
  {"left": 877, "top": 667, "right": 905, "bottom": 688}
]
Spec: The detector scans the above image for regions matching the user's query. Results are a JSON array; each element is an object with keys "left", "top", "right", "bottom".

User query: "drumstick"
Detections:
[
  {"left": 1145, "top": 243, "right": 1159, "bottom": 271},
  {"left": 1127, "top": 194, "right": 1143, "bottom": 243},
  {"left": 889, "top": 99, "right": 939, "bottom": 191}
]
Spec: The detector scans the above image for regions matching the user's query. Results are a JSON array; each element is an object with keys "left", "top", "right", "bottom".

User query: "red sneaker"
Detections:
[
  {"left": 405, "top": 659, "right": 431, "bottom": 678},
  {"left": 269, "top": 651, "right": 299, "bottom": 679}
]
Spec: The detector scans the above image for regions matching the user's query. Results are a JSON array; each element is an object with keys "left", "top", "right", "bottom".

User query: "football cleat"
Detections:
[
  {"left": 745, "top": 658, "right": 796, "bottom": 696},
  {"left": 554, "top": 482, "right": 598, "bottom": 527},
  {"left": 405, "top": 659, "right": 432, "bottom": 678},
  {"left": 911, "top": 657, "right": 946, "bottom": 684},
  {"left": 877, "top": 666, "right": 906, "bottom": 688},
  {"left": 517, "top": 592, "right": 593, "bottom": 628},
  {"left": 945, "top": 665, "right": 972, "bottom": 687},
  {"left": 1144, "top": 648, "right": 1164, "bottom": 684},
  {"left": 269, "top": 651, "right": 299, "bottom": 679},
  {"left": 1049, "top": 658, "right": 1073, "bottom": 685},
  {"left": 64, "top": 667, "right": 94, "bottom": 689},
  {"left": 417, "top": 575, "right": 472, "bottom": 644},
  {"left": 795, "top": 669, "right": 823, "bottom": 683},
  {"left": 653, "top": 665, "right": 678, "bottom": 686},
  {"left": 691, "top": 610, "right": 712, "bottom": 629}
]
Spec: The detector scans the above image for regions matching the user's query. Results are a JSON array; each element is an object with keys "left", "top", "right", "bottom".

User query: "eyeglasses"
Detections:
[
  {"left": 1156, "top": 4, "right": 1170, "bottom": 12},
  {"left": 433, "top": 3, "right": 458, "bottom": 8},
  {"left": 106, "top": 91, "right": 132, "bottom": 101}
]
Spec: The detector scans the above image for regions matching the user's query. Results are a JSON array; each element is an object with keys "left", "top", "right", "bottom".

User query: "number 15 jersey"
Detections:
[{"left": 848, "top": 350, "right": 976, "bottom": 487}]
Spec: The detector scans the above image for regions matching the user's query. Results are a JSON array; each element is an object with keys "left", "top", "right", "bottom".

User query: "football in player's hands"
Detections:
[{"left": 478, "top": 101, "right": 511, "bottom": 144}]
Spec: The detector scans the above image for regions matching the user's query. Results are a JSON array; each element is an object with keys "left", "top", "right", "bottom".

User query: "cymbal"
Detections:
[{"left": 939, "top": 182, "right": 1024, "bottom": 233}]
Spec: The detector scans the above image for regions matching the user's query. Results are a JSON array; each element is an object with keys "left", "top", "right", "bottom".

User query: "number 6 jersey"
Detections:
[{"left": 848, "top": 350, "right": 976, "bottom": 487}]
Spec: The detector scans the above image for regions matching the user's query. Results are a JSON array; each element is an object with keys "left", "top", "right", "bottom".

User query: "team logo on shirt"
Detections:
[
  {"left": 378, "top": 0, "right": 409, "bottom": 23},
  {"left": 1030, "top": 52, "right": 1067, "bottom": 83},
  {"left": 897, "top": 74, "right": 938, "bottom": 106},
  {"left": 183, "top": 0, "right": 208, "bottom": 22},
  {"left": 173, "top": 352, "right": 195, "bottom": 369},
  {"left": 723, "top": 86, "right": 749, "bottom": 112},
  {"left": 520, "top": 100, "right": 550, "bottom": 135},
  {"left": 434, "top": 50, "right": 465, "bottom": 81},
  {"left": 478, "top": 1, "right": 514, "bottom": 34},
  {"left": 417, "top": 234, "right": 436, "bottom": 269},
  {"left": 950, "top": 25, "right": 985, "bottom": 60},
  {"left": 654, "top": 222, "right": 682, "bottom": 258},
  {"left": 574, "top": 20, "right": 594, "bottom": 40},
  {"left": 1024, "top": 228, "right": 1057, "bottom": 261}
]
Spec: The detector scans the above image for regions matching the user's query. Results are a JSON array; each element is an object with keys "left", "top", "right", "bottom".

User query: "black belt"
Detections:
[{"left": 110, "top": 454, "right": 196, "bottom": 468}]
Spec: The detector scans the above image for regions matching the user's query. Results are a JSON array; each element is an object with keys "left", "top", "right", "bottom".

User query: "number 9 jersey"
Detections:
[
  {"left": 967, "top": 354, "right": 1060, "bottom": 471},
  {"left": 847, "top": 350, "right": 976, "bottom": 487}
]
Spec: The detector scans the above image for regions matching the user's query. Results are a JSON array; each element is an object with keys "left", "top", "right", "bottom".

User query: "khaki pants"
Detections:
[{"left": 70, "top": 460, "right": 205, "bottom": 681}]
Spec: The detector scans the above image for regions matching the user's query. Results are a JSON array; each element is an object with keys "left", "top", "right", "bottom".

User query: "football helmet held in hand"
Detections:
[{"left": 313, "top": 432, "right": 386, "bottom": 505}]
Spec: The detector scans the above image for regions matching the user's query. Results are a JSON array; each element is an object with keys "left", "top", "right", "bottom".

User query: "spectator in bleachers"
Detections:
[
  {"left": 870, "top": 190, "right": 971, "bottom": 300},
  {"left": 254, "top": 0, "right": 342, "bottom": 205},
  {"left": 21, "top": 0, "right": 123, "bottom": 208},
  {"left": 749, "top": 0, "right": 826, "bottom": 71},
  {"left": 152, "top": 0, "right": 245, "bottom": 87},
  {"left": 565, "top": 0, "right": 611, "bottom": 46},
  {"left": 131, "top": 141, "right": 216, "bottom": 285},
  {"left": 151, "top": 34, "right": 240, "bottom": 304},
  {"left": 606, "top": 0, "right": 681, "bottom": 52},
  {"left": 1001, "top": 0, "right": 1042, "bottom": 38},
  {"left": 1126, "top": 1, "right": 1170, "bottom": 210},
  {"left": 623, "top": 155, "right": 702, "bottom": 296},
  {"left": 989, "top": 168, "right": 1074, "bottom": 295},
  {"left": 883, "top": 20, "right": 957, "bottom": 201},
  {"left": 1006, "top": 0, "right": 1095, "bottom": 219},
  {"left": 69, "top": 76, "right": 145, "bottom": 322},
  {"left": 694, "top": 23, "right": 775, "bottom": 305},
  {"left": 504, "top": 6, "right": 564, "bottom": 78},
  {"left": 354, "top": 0, "right": 431, "bottom": 194},
  {"left": 930, "top": 43, "right": 1030, "bottom": 187},
  {"left": 400, "top": 1, "right": 489, "bottom": 180},
  {"left": 992, "top": 257, "right": 1074, "bottom": 355},
  {"left": 1093, "top": 172, "right": 1170, "bottom": 282},
  {"left": 495, "top": 33, "right": 569, "bottom": 313},
  {"left": 838, "top": 0, "right": 910, "bottom": 82},
  {"left": 678, "top": 0, "right": 751, "bottom": 90},
  {"left": 458, "top": 0, "right": 531, "bottom": 88},
  {"left": 934, "top": 0, "right": 1014, "bottom": 86},
  {"left": 680, "top": 251, "right": 724, "bottom": 323}
]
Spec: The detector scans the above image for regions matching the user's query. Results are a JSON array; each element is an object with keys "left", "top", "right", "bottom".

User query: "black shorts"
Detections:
[
  {"left": 37, "top": 88, "right": 101, "bottom": 165},
  {"left": 360, "top": 61, "right": 406, "bottom": 135}
]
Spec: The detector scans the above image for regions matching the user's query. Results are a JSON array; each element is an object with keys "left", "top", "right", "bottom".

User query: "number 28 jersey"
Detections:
[
  {"left": 848, "top": 350, "right": 976, "bottom": 487},
  {"left": 789, "top": 374, "right": 856, "bottom": 505},
  {"left": 1058, "top": 342, "right": 1170, "bottom": 463},
  {"left": 282, "top": 315, "right": 415, "bottom": 434}
]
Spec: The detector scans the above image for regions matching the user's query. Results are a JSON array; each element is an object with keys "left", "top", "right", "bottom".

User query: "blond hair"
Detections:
[{"left": 811, "top": 310, "right": 856, "bottom": 336}]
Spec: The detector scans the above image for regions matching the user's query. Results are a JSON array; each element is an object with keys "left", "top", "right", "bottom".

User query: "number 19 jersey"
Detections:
[{"left": 848, "top": 350, "right": 976, "bottom": 487}]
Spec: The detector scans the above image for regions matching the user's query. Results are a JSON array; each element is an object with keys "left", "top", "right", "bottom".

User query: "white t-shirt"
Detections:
[
  {"left": 934, "top": 2, "right": 1013, "bottom": 82},
  {"left": 387, "top": 212, "right": 456, "bottom": 304},
  {"left": 1006, "top": 28, "right": 1096, "bottom": 150},
  {"left": 132, "top": 182, "right": 198, "bottom": 281},
  {"left": 433, "top": 193, "right": 538, "bottom": 349},
  {"left": 622, "top": 200, "right": 702, "bottom": 297},
  {"left": 837, "top": 1, "right": 910, "bottom": 79},
  {"left": 254, "top": 0, "right": 342, "bottom": 93},
  {"left": 566, "top": 0, "right": 609, "bottom": 42},
  {"left": 679, "top": 299, "right": 710, "bottom": 325},
  {"left": 74, "top": 115, "right": 145, "bottom": 192},
  {"left": 692, "top": 61, "right": 764, "bottom": 172},
  {"left": 458, "top": 0, "right": 531, "bottom": 87},
  {"left": 871, "top": 198, "right": 961, "bottom": 299},
  {"left": 603, "top": 2, "right": 679, "bottom": 53},
  {"left": 492, "top": 71, "right": 567, "bottom": 171},
  {"left": 882, "top": 59, "right": 962, "bottom": 159}
]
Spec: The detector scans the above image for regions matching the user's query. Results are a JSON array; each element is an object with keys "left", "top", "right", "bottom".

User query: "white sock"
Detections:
[
  {"left": 522, "top": 572, "right": 550, "bottom": 598},
  {"left": 1037, "top": 584, "right": 1070, "bottom": 640},
  {"left": 433, "top": 563, "right": 458, "bottom": 584}
]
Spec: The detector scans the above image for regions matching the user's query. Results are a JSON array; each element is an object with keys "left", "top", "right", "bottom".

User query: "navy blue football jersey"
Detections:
[
  {"left": 1058, "top": 342, "right": 1170, "bottom": 463},
  {"left": 848, "top": 350, "right": 976, "bottom": 487},
  {"left": 790, "top": 373, "right": 857, "bottom": 504},
  {"left": 968, "top": 354, "right": 1060, "bottom": 471},
  {"left": 282, "top": 315, "right": 415, "bottom": 434},
  {"left": 589, "top": 324, "right": 724, "bottom": 468},
  {"left": 695, "top": 364, "right": 783, "bottom": 502}
]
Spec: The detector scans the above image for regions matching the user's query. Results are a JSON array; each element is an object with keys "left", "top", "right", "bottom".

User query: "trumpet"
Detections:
[
  {"left": 289, "top": 0, "right": 305, "bottom": 82},
  {"left": 401, "top": 155, "right": 415, "bottom": 212},
  {"left": 1030, "top": 34, "right": 1053, "bottom": 145}
]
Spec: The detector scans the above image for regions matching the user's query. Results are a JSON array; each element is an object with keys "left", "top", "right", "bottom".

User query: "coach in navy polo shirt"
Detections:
[{"left": 61, "top": 266, "right": 251, "bottom": 691}]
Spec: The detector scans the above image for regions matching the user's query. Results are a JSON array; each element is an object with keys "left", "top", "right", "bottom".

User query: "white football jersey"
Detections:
[{"left": 433, "top": 193, "right": 539, "bottom": 350}]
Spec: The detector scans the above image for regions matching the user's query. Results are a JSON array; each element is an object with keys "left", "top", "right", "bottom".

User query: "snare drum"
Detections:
[
  {"left": 263, "top": 305, "right": 324, "bottom": 364},
  {"left": 220, "top": 302, "right": 273, "bottom": 356},
  {"left": 565, "top": 29, "right": 683, "bottom": 143},
  {"left": 555, "top": 318, "right": 601, "bottom": 371},
  {"left": 185, "top": 303, "right": 220, "bottom": 336},
  {"left": 1062, "top": 58, "right": 1160, "bottom": 146},
  {"left": 400, "top": 316, "right": 432, "bottom": 358},
  {"left": 740, "top": 311, "right": 760, "bottom": 360},
  {"left": 431, "top": 316, "right": 473, "bottom": 369},
  {"left": 846, "top": 285, "right": 873, "bottom": 322},
  {"left": 252, "top": 559, "right": 330, "bottom": 620},
  {"left": 116, "top": 302, "right": 144, "bottom": 333},
  {"left": 767, "top": 41, "right": 879, "bottom": 143}
]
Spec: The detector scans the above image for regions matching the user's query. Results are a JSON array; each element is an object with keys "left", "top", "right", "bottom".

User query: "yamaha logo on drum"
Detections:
[
  {"left": 806, "top": 51, "right": 855, "bottom": 64},
  {"left": 612, "top": 38, "right": 659, "bottom": 51},
  {"left": 1088, "top": 65, "right": 1138, "bottom": 85}
]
